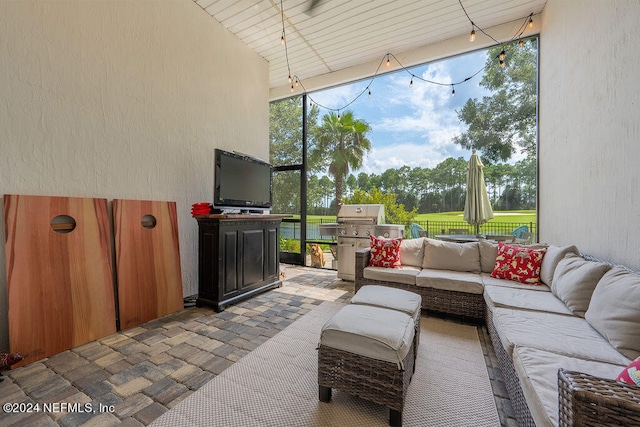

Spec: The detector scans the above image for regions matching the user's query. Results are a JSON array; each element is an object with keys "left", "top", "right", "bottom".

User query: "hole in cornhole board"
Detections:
[
  {"left": 50, "top": 214, "right": 76, "bottom": 233},
  {"left": 141, "top": 214, "right": 157, "bottom": 229}
]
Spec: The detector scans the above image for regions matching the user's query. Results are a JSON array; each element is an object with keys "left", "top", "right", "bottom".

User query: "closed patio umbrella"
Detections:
[{"left": 464, "top": 149, "right": 494, "bottom": 234}]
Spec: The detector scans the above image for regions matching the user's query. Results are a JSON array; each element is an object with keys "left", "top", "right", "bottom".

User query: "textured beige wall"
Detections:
[
  {"left": 539, "top": 0, "right": 640, "bottom": 267},
  {"left": 0, "top": 1, "right": 268, "bottom": 349}
]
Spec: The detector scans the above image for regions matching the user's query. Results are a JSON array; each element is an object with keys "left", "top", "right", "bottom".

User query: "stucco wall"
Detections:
[
  {"left": 539, "top": 0, "right": 640, "bottom": 268},
  {"left": 0, "top": 1, "right": 269, "bottom": 349}
]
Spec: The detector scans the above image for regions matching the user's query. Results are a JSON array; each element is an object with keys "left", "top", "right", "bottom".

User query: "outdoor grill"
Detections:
[{"left": 319, "top": 204, "right": 405, "bottom": 281}]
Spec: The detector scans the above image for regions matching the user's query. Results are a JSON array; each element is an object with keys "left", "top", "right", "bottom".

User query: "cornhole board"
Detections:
[
  {"left": 3, "top": 194, "right": 117, "bottom": 367},
  {"left": 113, "top": 199, "right": 183, "bottom": 330}
]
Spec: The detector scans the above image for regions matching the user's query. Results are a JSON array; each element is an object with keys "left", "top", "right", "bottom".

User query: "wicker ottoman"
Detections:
[
  {"left": 318, "top": 304, "right": 415, "bottom": 426},
  {"left": 350, "top": 285, "right": 422, "bottom": 360}
]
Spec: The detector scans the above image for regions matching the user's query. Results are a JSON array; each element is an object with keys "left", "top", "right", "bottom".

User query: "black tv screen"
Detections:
[{"left": 214, "top": 149, "right": 272, "bottom": 210}]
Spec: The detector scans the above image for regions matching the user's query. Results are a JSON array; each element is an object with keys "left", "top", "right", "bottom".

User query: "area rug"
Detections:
[{"left": 151, "top": 301, "right": 500, "bottom": 427}]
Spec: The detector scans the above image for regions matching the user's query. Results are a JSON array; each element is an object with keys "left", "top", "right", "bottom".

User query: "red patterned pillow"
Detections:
[
  {"left": 616, "top": 357, "right": 640, "bottom": 386},
  {"left": 369, "top": 235, "right": 402, "bottom": 268},
  {"left": 491, "top": 242, "right": 547, "bottom": 284}
]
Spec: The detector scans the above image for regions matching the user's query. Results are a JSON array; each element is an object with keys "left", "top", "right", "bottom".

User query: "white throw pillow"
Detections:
[
  {"left": 551, "top": 254, "right": 611, "bottom": 317},
  {"left": 478, "top": 239, "right": 498, "bottom": 273},
  {"left": 400, "top": 237, "right": 425, "bottom": 268},
  {"left": 585, "top": 267, "right": 640, "bottom": 360},
  {"left": 422, "top": 238, "right": 481, "bottom": 273},
  {"left": 539, "top": 244, "right": 579, "bottom": 285}
]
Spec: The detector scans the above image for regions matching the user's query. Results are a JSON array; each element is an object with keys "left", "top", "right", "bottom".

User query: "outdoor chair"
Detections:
[
  {"left": 510, "top": 225, "right": 529, "bottom": 239},
  {"left": 516, "top": 231, "right": 533, "bottom": 244},
  {"left": 409, "top": 223, "right": 425, "bottom": 239}
]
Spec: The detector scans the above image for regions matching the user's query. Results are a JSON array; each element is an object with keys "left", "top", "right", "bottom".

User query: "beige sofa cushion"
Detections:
[
  {"left": 351, "top": 285, "right": 422, "bottom": 320},
  {"left": 321, "top": 305, "right": 414, "bottom": 365},
  {"left": 416, "top": 269, "right": 484, "bottom": 294},
  {"left": 400, "top": 237, "right": 425, "bottom": 267},
  {"left": 491, "top": 307, "right": 629, "bottom": 365},
  {"left": 539, "top": 244, "right": 579, "bottom": 286},
  {"left": 481, "top": 274, "right": 551, "bottom": 291},
  {"left": 585, "top": 267, "right": 640, "bottom": 360},
  {"left": 512, "top": 346, "right": 628, "bottom": 427},
  {"left": 363, "top": 265, "right": 421, "bottom": 285},
  {"left": 479, "top": 239, "right": 498, "bottom": 273},
  {"left": 484, "top": 285, "right": 572, "bottom": 315},
  {"left": 422, "top": 238, "right": 481, "bottom": 273},
  {"left": 551, "top": 254, "right": 611, "bottom": 317}
]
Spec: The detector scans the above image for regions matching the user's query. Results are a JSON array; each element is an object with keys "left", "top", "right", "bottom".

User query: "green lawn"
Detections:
[
  {"left": 284, "top": 211, "right": 536, "bottom": 224},
  {"left": 415, "top": 210, "right": 536, "bottom": 224}
]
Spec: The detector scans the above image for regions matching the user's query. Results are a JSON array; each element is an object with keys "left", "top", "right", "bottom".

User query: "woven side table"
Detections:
[{"left": 318, "top": 304, "right": 415, "bottom": 426}]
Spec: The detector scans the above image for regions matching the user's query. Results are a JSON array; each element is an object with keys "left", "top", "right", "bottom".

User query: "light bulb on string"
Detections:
[
  {"left": 281, "top": 32, "right": 285, "bottom": 45},
  {"left": 276, "top": 8, "right": 534, "bottom": 118}
]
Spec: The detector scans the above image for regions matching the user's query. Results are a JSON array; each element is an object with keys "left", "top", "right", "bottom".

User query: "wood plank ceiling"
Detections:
[{"left": 194, "top": 0, "right": 547, "bottom": 89}]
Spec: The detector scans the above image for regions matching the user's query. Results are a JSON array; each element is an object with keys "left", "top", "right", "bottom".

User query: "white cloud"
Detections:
[
  {"left": 356, "top": 61, "right": 471, "bottom": 172},
  {"left": 309, "top": 82, "right": 368, "bottom": 111},
  {"left": 360, "top": 141, "right": 471, "bottom": 174},
  {"left": 306, "top": 50, "right": 498, "bottom": 174}
]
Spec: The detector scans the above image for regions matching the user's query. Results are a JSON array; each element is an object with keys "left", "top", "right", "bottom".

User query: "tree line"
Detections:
[
  {"left": 307, "top": 156, "right": 536, "bottom": 215},
  {"left": 270, "top": 39, "right": 538, "bottom": 217}
]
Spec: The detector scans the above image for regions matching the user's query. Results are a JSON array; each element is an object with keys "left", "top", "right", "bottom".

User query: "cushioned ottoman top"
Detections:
[
  {"left": 320, "top": 305, "right": 414, "bottom": 367},
  {"left": 351, "top": 285, "right": 422, "bottom": 319}
]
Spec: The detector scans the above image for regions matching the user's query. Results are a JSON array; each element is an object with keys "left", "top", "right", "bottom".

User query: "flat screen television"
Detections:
[{"left": 214, "top": 149, "right": 272, "bottom": 212}]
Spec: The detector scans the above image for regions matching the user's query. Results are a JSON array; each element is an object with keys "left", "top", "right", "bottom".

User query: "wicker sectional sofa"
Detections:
[{"left": 355, "top": 237, "right": 640, "bottom": 427}]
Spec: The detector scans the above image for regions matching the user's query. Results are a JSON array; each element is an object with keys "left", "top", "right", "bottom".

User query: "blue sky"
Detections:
[{"left": 307, "top": 49, "right": 497, "bottom": 173}]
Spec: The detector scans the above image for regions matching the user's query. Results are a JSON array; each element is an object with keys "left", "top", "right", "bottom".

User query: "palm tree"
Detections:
[{"left": 309, "top": 111, "right": 372, "bottom": 215}]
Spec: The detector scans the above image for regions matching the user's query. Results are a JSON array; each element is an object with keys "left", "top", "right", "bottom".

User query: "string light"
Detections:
[
  {"left": 280, "top": 0, "right": 536, "bottom": 113},
  {"left": 280, "top": 0, "right": 293, "bottom": 89}
]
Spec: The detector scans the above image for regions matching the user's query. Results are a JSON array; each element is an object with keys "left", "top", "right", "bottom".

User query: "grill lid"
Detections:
[{"left": 337, "top": 204, "right": 385, "bottom": 224}]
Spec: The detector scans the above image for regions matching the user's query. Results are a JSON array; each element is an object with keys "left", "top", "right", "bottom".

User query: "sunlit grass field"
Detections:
[
  {"left": 415, "top": 210, "right": 536, "bottom": 224},
  {"left": 304, "top": 210, "right": 536, "bottom": 224}
]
